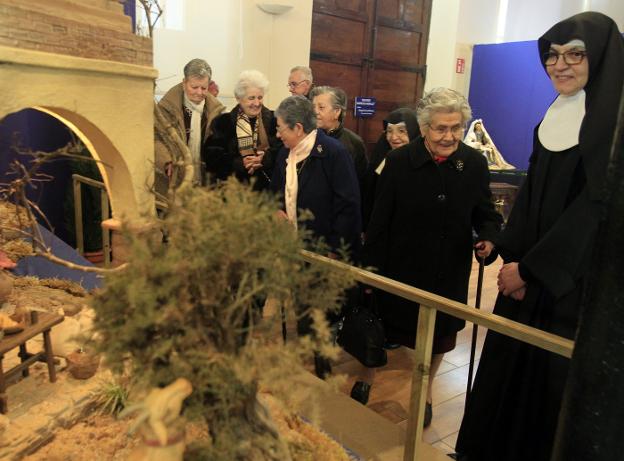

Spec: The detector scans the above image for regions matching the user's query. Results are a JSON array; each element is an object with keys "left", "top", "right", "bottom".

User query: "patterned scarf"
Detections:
[{"left": 236, "top": 109, "right": 269, "bottom": 156}]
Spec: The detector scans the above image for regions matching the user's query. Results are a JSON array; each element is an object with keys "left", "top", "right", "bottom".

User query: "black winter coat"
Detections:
[
  {"left": 327, "top": 126, "right": 368, "bottom": 190},
  {"left": 204, "top": 106, "right": 280, "bottom": 191},
  {"left": 363, "top": 137, "right": 502, "bottom": 346}
]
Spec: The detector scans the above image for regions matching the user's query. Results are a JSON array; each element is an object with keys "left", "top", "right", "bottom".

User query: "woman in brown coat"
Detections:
[{"left": 154, "top": 58, "right": 224, "bottom": 200}]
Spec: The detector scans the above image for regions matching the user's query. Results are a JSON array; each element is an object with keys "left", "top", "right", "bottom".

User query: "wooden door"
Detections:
[{"left": 310, "top": 0, "right": 432, "bottom": 154}]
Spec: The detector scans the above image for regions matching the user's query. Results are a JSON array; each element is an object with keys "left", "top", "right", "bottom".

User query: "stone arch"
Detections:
[
  {"left": 0, "top": 44, "right": 158, "bottom": 221},
  {"left": 31, "top": 106, "right": 135, "bottom": 218}
]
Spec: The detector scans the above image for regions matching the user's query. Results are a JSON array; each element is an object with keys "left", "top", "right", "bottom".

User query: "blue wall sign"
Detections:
[{"left": 354, "top": 97, "right": 376, "bottom": 118}]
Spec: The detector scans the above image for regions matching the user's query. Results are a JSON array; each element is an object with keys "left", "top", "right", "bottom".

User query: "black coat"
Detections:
[
  {"left": 362, "top": 108, "right": 420, "bottom": 230},
  {"left": 204, "top": 106, "right": 280, "bottom": 191},
  {"left": 327, "top": 126, "right": 368, "bottom": 225},
  {"left": 327, "top": 126, "right": 368, "bottom": 191},
  {"left": 271, "top": 130, "right": 361, "bottom": 255},
  {"left": 363, "top": 137, "right": 501, "bottom": 345}
]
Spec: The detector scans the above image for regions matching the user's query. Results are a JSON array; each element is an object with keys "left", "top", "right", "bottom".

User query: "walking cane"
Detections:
[{"left": 465, "top": 255, "right": 485, "bottom": 411}]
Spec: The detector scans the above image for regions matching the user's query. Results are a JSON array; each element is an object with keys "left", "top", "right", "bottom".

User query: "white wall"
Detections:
[
  {"left": 152, "top": 0, "right": 312, "bottom": 109},
  {"left": 424, "top": 0, "right": 461, "bottom": 92},
  {"left": 425, "top": 0, "right": 624, "bottom": 95},
  {"left": 456, "top": 0, "right": 623, "bottom": 45},
  {"left": 149, "top": 0, "right": 622, "bottom": 105}
]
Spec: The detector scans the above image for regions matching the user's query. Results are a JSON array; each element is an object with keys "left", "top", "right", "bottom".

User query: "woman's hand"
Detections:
[
  {"left": 243, "top": 151, "right": 265, "bottom": 174},
  {"left": 475, "top": 240, "right": 494, "bottom": 259},
  {"left": 509, "top": 286, "right": 526, "bottom": 301},
  {"left": 497, "top": 262, "right": 526, "bottom": 296}
]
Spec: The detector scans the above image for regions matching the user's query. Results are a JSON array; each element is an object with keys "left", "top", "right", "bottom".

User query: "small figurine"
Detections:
[
  {"left": 121, "top": 378, "right": 193, "bottom": 461},
  {"left": 464, "top": 119, "right": 515, "bottom": 170}
]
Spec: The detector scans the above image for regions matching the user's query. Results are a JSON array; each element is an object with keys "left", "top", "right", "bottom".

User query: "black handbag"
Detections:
[{"left": 337, "top": 291, "right": 387, "bottom": 368}]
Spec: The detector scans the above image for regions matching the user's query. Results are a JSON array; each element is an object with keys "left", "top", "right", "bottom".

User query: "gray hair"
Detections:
[
  {"left": 309, "top": 86, "right": 347, "bottom": 123},
  {"left": 275, "top": 96, "right": 317, "bottom": 134},
  {"left": 183, "top": 58, "right": 212, "bottom": 81},
  {"left": 416, "top": 87, "right": 472, "bottom": 126},
  {"left": 234, "top": 70, "right": 269, "bottom": 100},
  {"left": 289, "top": 65, "right": 313, "bottom": 83}
]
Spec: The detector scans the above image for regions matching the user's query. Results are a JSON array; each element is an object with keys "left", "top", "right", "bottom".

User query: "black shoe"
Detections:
[
  {"left": 383, "top": 341, "right": 401, "bottom": 350},
  {"left": 314, "top": 354, "right": 332, "bottom": 380},
  {"left": 350, "top": 381, "right": 371, "bottom": 405},
  {"left": 424, "top": 401, "right": 432, "bottom": 428}
]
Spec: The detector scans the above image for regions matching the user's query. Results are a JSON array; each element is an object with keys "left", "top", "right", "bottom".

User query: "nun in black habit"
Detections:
[
  {"left": 362, "top": 108, "right": 420, "bottom": 230},
  {"left": 455, "top": 12, "right": 624, "bottom": 461}
]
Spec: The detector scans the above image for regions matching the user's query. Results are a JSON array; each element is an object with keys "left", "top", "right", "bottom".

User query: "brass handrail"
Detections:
[
  {"left": 299, "top": 250, "right": 574, "bottom": 461},
  {"left": 72, "top": 174, "right": 110, "bottom": 267}
]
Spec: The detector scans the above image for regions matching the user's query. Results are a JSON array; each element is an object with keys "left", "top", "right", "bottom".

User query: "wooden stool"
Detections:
[{"left": 0, "top": 311, "right": 64, "bottom": 413}]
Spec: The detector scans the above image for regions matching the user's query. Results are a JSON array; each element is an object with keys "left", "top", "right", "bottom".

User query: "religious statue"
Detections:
[{"left": 465, "top": 119, "right": 515, "bottom": 170}]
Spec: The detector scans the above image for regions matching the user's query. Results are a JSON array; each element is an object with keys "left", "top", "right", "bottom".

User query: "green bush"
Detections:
[{"left": 90, "top": 181, "right": 354, "bottom": 460}]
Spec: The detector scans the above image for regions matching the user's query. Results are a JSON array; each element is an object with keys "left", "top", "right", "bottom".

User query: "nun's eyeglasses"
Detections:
[{"left": 543, "top": 50, "right": 587, "bottom": 66}]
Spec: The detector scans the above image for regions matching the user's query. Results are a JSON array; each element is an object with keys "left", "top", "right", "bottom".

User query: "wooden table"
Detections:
[{"left": 0, "top": 311, "right": 64, "bottom": 413}]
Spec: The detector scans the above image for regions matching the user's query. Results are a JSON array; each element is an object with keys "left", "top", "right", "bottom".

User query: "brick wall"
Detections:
[{"left": 0, "top": 1, "right": 152, "bottom": 66}]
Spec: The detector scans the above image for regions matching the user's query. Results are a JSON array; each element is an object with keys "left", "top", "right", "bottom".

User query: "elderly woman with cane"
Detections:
[
  {"left": 355, "top": 88, "right": 502, "bottom": 427},
  {"left": 455, "top": 12, "right": 624, "bottom": 461}
]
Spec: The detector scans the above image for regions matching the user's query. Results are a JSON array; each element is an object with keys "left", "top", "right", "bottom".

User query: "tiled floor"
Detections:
[{"left": 333, "top": 257, "right": 503, "bottom": 456}]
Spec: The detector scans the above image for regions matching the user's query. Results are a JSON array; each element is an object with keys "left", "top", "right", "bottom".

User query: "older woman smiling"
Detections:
[
  {"left": 456, "top": 12, "right": 624, "bottom": 461},
  {"left": 205, "top": 70, "right": 280, "bottom": 191},
  {"left": 356, "top": 88, "right": 502, "bottom": 421}
]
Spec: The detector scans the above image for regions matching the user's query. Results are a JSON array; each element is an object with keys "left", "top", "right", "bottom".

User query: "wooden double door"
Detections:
[{"left": 310, "top": 0, "right": 432, "bottom": 154}]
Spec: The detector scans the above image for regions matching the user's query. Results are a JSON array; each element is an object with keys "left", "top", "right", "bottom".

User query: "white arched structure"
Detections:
[{"left": 0, "top": 45, "right": 157, "bottom": 222}]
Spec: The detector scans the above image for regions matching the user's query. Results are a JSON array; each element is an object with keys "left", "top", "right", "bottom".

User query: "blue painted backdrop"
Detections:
[
  {"left": 468, "top": 40, "right": 557, "bottom": 170},
  {"left": 0, "top": 109, "right": 74, "bottom": 242}
]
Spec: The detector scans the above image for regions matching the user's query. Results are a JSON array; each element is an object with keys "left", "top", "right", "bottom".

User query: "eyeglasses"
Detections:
[
  {"left": 542, "top": 50, "right": 587, "bottom": 66},
  {"left": 428, "top": 124, "right": 464, "bottom": 138},
  {"left": 287, "top": 80, "right": 309, "bottom": 89}
]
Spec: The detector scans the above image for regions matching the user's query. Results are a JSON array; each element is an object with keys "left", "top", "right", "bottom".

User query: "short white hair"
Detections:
[
  {"left": 234, "top": 70, "right": 269, "bottom": 100},
  {"left": 416, "top": 87, "right": 472, "bottom": 126},
  {"left": 289, "top": 66, "right": 313, "bottom": 83}
]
